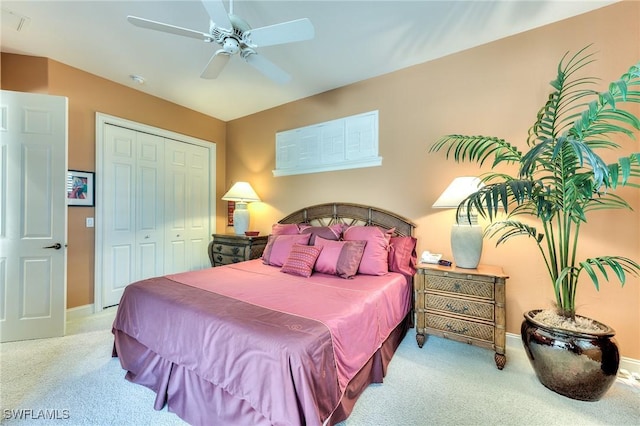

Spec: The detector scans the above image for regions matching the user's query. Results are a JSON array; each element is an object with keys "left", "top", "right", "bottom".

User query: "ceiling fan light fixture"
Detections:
[{"left": 223, "top": 38, "right": 240, "bottom": 54}]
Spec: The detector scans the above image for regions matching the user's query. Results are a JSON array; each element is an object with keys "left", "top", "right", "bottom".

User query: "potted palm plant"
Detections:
[{"left": 430, "top": 45, "right": 640, "bottom": 401}]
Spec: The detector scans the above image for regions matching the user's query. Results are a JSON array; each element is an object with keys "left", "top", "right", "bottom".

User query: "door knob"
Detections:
[{"left": 43, "top": 243, "right": 62, "bottom": 250}]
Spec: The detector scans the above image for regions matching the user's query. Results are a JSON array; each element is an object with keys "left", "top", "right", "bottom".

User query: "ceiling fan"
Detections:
[{"left": 127, "top": 0, "right": 314, "bottom": 84}]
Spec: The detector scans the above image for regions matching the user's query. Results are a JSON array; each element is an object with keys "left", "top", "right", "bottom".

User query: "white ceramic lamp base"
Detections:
[
  {"left": 233, "top": 203, "right": 250, "bottom": 235},
  {"left": 451, "top": 224, "right": 483, "bottom": 269}
]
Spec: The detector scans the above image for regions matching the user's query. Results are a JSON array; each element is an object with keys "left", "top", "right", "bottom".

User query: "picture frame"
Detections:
[
  {"left": 67, "top": 170, "right": 94, "bottom": 207},
  {"left": 227, "top": 201, "right": 235, "bottom": 226}
]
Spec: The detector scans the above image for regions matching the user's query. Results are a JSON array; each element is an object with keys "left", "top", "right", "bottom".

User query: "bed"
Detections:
[{"left": 112, "top": 203, "right": 417, "bottom": 425}]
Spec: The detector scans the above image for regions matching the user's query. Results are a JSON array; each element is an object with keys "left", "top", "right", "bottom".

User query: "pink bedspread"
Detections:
[
  {"left": 167, "top": 260, "right": 410, "bottom": 391},
  {"left": 113, "top": 260, "right": 411, "bottom": 425}
]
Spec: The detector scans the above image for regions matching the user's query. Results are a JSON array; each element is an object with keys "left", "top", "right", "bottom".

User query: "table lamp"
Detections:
[
  {"left": 221, "top": 182, "right": 261, "bottom": 235},
  {"left": 432, "top": 176, "right": 484, "bottom": 269}
]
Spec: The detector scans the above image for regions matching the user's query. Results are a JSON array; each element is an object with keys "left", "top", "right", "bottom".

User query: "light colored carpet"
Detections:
[{"left": 1, "top": 308, "right": 638, "bottom": 425}]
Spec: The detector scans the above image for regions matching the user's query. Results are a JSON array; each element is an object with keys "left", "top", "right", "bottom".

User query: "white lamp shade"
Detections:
[
  {"left": 221, "top": 182, "right": 261, "bottom": 203},
  {"left": 432, "top": 177, "right": 483, "bottom": 208}
]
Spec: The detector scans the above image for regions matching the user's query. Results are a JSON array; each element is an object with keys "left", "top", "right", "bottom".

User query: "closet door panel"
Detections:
[
  {"left": 103, "top": 126, "right": 136, "bottom": 307},
  {"left": 165, "top": 141, "right": 188, "bottom": 275},
  {"left": 187, "top": 146, "right": 210, "bottom": 270},
  {"left": 136, "top": 133, "right": 164, "bottom": 280},
  {"left": 165, "top": 140, "right": 210, "bottom": 272}
]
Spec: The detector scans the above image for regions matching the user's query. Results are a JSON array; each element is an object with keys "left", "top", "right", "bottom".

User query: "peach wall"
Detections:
[
  {"left": 0, "top": 54, "right": 48, "bottom": 92},
  {"left": 1, "top": 53, "right": 227, "bottom": 308},
  {"left": 226, "top": 2, "right": 640, "bottom": 359}
]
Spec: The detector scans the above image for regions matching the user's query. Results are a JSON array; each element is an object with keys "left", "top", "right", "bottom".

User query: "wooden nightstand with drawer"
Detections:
[
  {"left": 415, "top": 263, "right": 509, "bottom": 369},
  {"left": 208, "top": 234, "right": 268, "bottom": 267}
]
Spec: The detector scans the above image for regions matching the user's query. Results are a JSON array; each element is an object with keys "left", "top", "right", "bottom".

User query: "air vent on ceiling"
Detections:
[{"left": 1, "top": 8, "right": 31, "bottom": 32}]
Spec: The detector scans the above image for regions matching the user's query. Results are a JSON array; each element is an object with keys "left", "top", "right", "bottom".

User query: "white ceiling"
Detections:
[{"left": 1, "top": 0, "right": 616, "bottom": 121}]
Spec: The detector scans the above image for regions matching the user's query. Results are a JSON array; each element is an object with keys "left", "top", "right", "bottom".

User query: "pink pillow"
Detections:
[
  {"left": 281, "top": 244, "right": 322, "bottom": 278},
  {"left": 314, "top": 236, "right": 366, "bottom": 279},
  {"left": 262, "top": 234, "right": 311, "bottom": 267},
  {"left": 299, "top": 223, "right": 345, "bottom": 244},
  {"left": 388, "top": 236, "right": 418, "bottom": 276},
  {"left": 342, "top": 226, "right": 393, "bottom": 275},
  {"left": 271, "top": 223, "right": 300, "bottom": 235}
]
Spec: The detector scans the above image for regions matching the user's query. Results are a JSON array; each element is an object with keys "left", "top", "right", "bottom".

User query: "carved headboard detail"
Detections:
[{"left": 279, "top": 203, "right": 416, "bottom": 237}]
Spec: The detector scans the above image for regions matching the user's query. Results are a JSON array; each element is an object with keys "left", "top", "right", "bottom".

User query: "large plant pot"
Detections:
[{"left": 521, "top": 309, "right": 619, "bottom": 401}]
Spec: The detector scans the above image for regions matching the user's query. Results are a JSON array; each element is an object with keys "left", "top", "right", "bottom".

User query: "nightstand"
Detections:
[
  {"left": 415, "top": 263, "right": 509, "bottom": 369},
  {"left": 208, "top": 234, "right": 268, "bottom": 267}
]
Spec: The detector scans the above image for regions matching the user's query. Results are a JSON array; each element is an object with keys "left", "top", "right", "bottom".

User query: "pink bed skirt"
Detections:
[{"left": 113, "top": 315, "right": 410, "bottom": 425}]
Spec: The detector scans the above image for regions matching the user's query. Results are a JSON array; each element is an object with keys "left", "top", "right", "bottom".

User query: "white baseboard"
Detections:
[
  {"left": 506, "top": 332, "right": 639, "bottom": 375},
  {"left": 66, "top": 304, "right": 95, "bottom": 320}
]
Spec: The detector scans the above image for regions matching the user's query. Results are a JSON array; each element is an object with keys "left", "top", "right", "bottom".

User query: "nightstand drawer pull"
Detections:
[
  {"left": 445, "top": 303, "right": 469, "bottom": 314},
  {"left": 215, "top": 245, "right": 222, "bottom": 252},
  {"left": 446, "top": 323, "right": 469, "bottom": 334},
  {"left": 425, "top": 313, "right": 494, "bottom": 341},
  {"left": 425, "top": 275, "right": 494, "bottom": 299}
]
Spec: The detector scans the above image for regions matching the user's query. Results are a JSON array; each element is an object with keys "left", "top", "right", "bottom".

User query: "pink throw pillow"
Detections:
[
  {"left": 281, "top": 244, "right": 322, "bottom": 278},
  {"left": 342, "top": 226, "right": 393, "bottom": 276},
  {"left": 300, "top": 223, "right": 345, "bottom": 244},
  {"left": 388, "top": 236, "right": 418, "bottom": 276},
  {"left": 314, "top": 236, "right": 366, "bottom": 279},
  {"left": 271, "top": 223, "right": 300, "bottom": 235},
  {"left": 262, "top": 234, "right": 311, "bottom": 267}
]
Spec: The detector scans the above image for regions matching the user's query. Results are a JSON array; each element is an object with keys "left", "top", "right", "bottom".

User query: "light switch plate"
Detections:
[{"left": 86, "top": 217, "right": 94, "bottom": 228}]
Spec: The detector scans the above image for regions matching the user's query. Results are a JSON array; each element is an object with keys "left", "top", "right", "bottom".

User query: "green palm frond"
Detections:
[{"left": 579, "top": 256, "right": 640, "bottom": 291}]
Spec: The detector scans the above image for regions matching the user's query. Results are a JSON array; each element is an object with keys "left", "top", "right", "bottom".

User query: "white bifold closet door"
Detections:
[{"left": 102, "top": 125, "right": 210, "bottom": 308}]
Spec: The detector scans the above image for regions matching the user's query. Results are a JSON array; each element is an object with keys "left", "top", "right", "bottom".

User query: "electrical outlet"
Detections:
[{"left": 86, "top": 217, "right": 94, "bottom": 228}]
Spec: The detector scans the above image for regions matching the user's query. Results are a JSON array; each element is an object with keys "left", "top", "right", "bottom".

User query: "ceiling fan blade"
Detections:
[
  {"left": 201, "top": 0, "right": 232, "bottom": 30},
  {"left": 244, "top": 53, "right": 291, "bottom": 84},
  {"left": 201, "top": 50, "right": 231, "bottom": 79},
  {"left": 127, "top": 16, "right": 211, "bottom": 41},
  {"left": 248, "top": 18, "right": 314, "bottom": 47}
]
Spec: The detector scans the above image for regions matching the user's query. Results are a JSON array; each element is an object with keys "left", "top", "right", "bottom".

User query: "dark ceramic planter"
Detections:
[{"left": 521, "top": 309, "right": 620, "bottom": 401}]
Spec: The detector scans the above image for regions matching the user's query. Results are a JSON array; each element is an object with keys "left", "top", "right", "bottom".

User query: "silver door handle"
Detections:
[{"left": 43, "top": 243, "right": 62, "bottom": 250}]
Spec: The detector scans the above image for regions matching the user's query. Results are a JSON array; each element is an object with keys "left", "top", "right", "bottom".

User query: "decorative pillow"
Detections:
[
  {"left": 271, "top": 223, "right": 300, "bottom": 235},
  {"left": 342, "top": 226, "right": 393, "bottom": 276},
  {"left": 388, "top": 236, "right": 418, "bottom": 276},
  {"left": 314, "top": 236, "right": 366, "bottom": 279},
  {"left": 300, "top": 223, "right": 345, "bottom": 244},
  {"left": 280, "top": 244, "right": 322, "bottom": 278},
  {"left": 262, "top": 234, "right": 311, "bottom": 267}
]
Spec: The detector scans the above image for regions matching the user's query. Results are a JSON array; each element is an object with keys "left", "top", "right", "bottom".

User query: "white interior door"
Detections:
[{"left": 0, "top": 90, "right": 68, "bottom": 343}]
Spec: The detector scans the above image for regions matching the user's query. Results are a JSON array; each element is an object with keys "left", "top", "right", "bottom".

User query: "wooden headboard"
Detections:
[{"left": 279, "top": 203, "right": 416, "bottom": 237}]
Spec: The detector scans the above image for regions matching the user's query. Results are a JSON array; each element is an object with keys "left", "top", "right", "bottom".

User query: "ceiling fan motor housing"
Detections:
[{"left": 223, "top": 37, "right": 240, "bottom": 54}]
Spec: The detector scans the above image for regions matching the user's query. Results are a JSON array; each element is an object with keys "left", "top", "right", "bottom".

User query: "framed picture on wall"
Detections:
[{"left": 67, "top": 170, "right": 94, "bottom": 206}]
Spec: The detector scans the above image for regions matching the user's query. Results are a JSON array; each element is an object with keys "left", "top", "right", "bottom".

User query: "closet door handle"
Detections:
[{"left": 43, "top": 243, "right": 62, "bottom": 250}]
